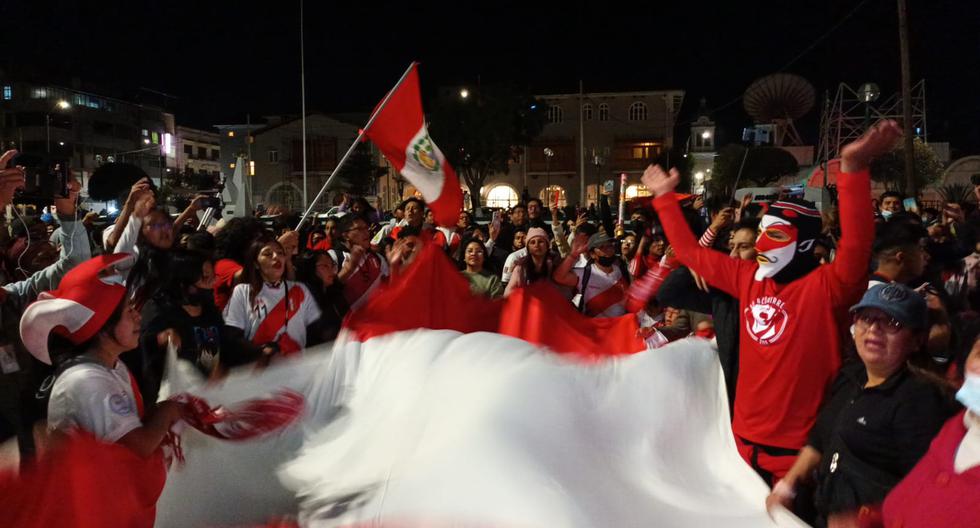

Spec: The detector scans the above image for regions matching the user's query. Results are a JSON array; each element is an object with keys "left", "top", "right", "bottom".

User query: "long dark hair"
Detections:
[
  {"left": 242, "top": 235, "right": 283, "bottom": 308},
  {"left": 457, "top": 236, "right": 488, "bottom": 271},
  {"left": 518, "top": 251, "right": 558, "bottom": 285},
  {"left": 294, "top": 250, "right": 348, "bottom": 314}
]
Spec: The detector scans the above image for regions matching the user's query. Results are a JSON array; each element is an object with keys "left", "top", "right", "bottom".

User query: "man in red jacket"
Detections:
[{"left": 642, "top": 120, "right": 903, "bottom": 484}]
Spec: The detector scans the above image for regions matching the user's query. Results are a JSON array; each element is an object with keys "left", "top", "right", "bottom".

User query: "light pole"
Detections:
[
  {"left": 591, "top": 148, "right": 605, "bottom": 207},
  {"left": 46, "top": 99, "right": 71, "bottom": 153},
  {"left": 543, "top": 147, "right": 555, "bottom": 207}
]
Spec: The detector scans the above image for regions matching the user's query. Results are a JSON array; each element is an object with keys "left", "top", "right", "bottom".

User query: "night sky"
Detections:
[{"left": 3, "top": 0, "right": 978, "bottom": 154}]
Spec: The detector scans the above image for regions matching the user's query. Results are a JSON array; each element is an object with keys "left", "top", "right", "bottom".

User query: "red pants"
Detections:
[{"left": 734, "top": 435, "right": 798, "bottom": 487}]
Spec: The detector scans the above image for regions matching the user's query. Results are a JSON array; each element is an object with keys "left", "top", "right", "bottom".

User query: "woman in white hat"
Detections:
[{"left": 20, "top": 253, "right": 185, "bottom": 458}]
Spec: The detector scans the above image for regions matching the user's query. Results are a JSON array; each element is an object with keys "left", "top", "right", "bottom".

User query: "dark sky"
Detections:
[{"left": 3, "top": 0, "right": 979, "bottom": 153}]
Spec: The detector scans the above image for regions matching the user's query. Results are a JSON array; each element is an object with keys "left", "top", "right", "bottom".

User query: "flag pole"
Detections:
[{"left": 295, "top": 62, "right": 418, "bottom": 230}]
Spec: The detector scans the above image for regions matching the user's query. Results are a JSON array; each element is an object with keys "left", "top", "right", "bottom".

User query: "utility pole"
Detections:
[
  {"left": 578, "top": 80, "right": 585, "bottom": 207},
  {"left": 897, "top": 0, "right": 916, "bottom": 196},
  {"left": 300, "top": 0, "right": 309, "bottom": 210}
]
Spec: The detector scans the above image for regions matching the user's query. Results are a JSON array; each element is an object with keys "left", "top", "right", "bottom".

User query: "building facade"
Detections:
[
  {"left": 175, "top": 125, "right": 221, "bottom": 189},
  {"left": 0, "top": 81, "right": 177, "bottom": 193},
  {"left": 477, "top": 90, "right": 685, "bottom": 209},
  {"left": 217, "top": 114, "right": 381, "bottom": 212}
]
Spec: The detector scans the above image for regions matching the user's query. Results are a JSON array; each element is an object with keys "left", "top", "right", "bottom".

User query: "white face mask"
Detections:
[
  {"left": 881, "top": 210, "right": 894, "bottom": 220},
  {"left": 754, "top": 216, "right": 798, "bottom": 281},
  {"left": 957, "top": 372, "right": 980, "bottom": 415}
]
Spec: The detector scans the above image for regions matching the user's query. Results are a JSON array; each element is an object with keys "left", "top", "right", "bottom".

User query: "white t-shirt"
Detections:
[
  {"left": 223, "top": 281, "right": 322, "bottom": 347},
  {"left": 573, "top": 263, "right": 628, "bottom": 318},
  {"left": 501, "top": 248, "right": 528, "bottom": 283},
  {"left": 47, "top": 359, "right": 143, "bottom": 443}
]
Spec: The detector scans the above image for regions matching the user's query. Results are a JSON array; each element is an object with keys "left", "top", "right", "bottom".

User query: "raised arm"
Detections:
[
  {"left": 645, "top": 165, "right": 747, "bottom": 297},
  {"left": 828, "top": 120, "right": 903, "bottom": 304},
  {"left": 106, "top": 178, "right": 152, "bottom": 251}
]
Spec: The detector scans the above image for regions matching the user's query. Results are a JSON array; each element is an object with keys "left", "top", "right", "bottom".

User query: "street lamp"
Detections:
[
  {"left": 46, "top": 99, "right": 72, "bottom": 153},
  {"left": 460, "top": 88, "right": 470, "bottom": 99}
]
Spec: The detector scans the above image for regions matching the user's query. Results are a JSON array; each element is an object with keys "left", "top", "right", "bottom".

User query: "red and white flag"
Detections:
[{"left": 364, "top": 63, "right": 462, "bottom": 226}]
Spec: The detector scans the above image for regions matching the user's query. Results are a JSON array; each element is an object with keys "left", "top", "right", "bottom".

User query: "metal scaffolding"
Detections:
[{"left": 816, "top": 80, "right": 927, "bottom": 163}]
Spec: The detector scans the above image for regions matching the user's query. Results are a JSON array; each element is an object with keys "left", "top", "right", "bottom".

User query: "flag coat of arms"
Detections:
[{"left": 364, "top": 63, "right": 462, "bottom": 226}]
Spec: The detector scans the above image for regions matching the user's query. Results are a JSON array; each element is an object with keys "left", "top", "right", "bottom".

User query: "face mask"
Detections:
[
  {"left": 754, "top": 217, "right": 798, "bottom": 281},
  {"left": 881, "top": 210, "right": 894, "bottom": 220},
  {"left": 956, "top": 372, "right": 980, "bottom": 414},
  {"left": 597, "top": 255, "right": 616, "bottom": 267}
]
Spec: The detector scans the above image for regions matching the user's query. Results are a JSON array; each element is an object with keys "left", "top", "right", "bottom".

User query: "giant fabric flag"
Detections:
[
  {"left": 364, "top": 63, "right": 462, "bottom": 226},
  {"left": 0, "top": 244, "right": 808, "bottom": 527}
]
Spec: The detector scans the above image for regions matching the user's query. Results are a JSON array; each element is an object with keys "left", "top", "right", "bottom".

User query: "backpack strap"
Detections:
[
  {"left": 35, "top": 354, "right": 101, "bottom": 401},
  {"left": 577, "top": 259, "right": 594, "bottom": 313}
]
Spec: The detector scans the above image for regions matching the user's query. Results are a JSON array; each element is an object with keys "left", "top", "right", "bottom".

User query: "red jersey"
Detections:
[
  {"left": 213, "top": 258, "right": 244, "bottom": 312},
  {"left": 653, "top": 170, "right": 873, "bottom": 449}
]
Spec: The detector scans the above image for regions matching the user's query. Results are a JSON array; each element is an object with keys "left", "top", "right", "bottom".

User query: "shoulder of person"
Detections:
[{"left": 54, "top": 362, "right": 120, "bottom": 394}]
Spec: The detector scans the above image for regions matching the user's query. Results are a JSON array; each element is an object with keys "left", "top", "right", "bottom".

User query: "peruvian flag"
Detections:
[{"left": 364, "top": 63, "right": 462, "bottom": 226}]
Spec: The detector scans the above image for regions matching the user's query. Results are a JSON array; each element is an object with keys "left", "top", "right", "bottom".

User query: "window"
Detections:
[
  {"left": 539, "top": 185, "right": 567, "bottom": 208},
  {"left": 266, "top": 183, "right": 303, "bottom": 212},
  {"left": 30, "top": 87, "right": 48, "bottom": 99},
  {"left": 598, "top": 103, "right": 609, "bottom": 121},
  {"left": 582, "top": 103, "right": 593, "bottom": 121},
  {"left": 151, "top": 132, "right": 160, "bottom": 144},
  {"left": 211, "top": 149, "right": 219, "bottom": 160},
  {"left": 485, "top": 184, "right": 519, "bottom": 209},
  {"left": 630, "top": 143, "right": 660, "bottom": 160},
  {"left": 197, "top": 146, "right": 207, "bottom": 159},
  {"left": 183, "top": 144, "right": 193, "bottom": 155},
  {"left": 628, "top": 102, "right": 648, "bottom": 121},
  {"left": 142, "top": 129, "right": 149, "bottom": 137},
  {"left": 268, "top": 149, "right": 279, "bottom": 162},
  {"left": 547, "top": 104, "right": 563, "bottom": 124},
  {"left": 2, "top": 86, "right": 10, "bottom": 101},
  {"left": 625, "top": 184, "right": 651, "bottom": 200}
]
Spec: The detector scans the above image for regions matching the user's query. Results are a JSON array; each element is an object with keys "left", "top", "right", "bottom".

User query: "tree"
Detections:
[
  {"left": 707, "top": 145, "right": 799, "bottom": 197},
  {"left": 869, "top": 138, "right": 944, "bottom": 193},
  {"left": 336, "top": 142, "right": 386, "bottom": 198},
  {"left": 428, "top": 84, "right": 547, "bottom": 209}
]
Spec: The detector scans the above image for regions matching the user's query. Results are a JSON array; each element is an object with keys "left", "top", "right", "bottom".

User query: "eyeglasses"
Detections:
[{"left": 854, "top": 310, "right": 904, "bottom": 334}]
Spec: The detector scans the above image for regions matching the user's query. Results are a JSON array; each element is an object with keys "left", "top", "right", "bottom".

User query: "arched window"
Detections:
[
  {"left": 547, "top": 105, "right": 563, "bottom": 124},
  {"left": 539, "top": 185, "right": 567, "bottom": 208},
  {"left": 265, "top": 182, "right": 303, "bottom": 212},
  {"left": 485, "top": 184, "right": 519, "bottom": 209},
  {"left": 582, "top": 103, "right": 593, "bottom": 121},
  {"left": 597, "top": 103, "right": 609, "bottom": 121},
  {"left": 624, "top": 184, "right": 651, "bottom": 200},
  {"left": 628, "top": 102, "right": 648, "bottom": 121}
]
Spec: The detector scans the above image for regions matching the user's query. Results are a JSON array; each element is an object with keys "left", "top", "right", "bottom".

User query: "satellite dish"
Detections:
[{"left": 743, "top": 74, "right": 816, "bottom": 146}]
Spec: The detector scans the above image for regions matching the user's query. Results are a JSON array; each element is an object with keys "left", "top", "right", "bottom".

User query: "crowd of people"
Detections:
[{"left": 2, "top": 121, "right": 980, "bottom": 526}]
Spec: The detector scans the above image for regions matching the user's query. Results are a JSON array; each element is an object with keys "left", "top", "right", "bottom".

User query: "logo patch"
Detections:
[
  {"left": 410, "top": 134, "right": 440, "bottom": 172},
  {"left": 109, "top": 393, "right": 136, "bottom": 415},
  {"left": 744, "top": 296, "right": 789, "bottom": 345}
]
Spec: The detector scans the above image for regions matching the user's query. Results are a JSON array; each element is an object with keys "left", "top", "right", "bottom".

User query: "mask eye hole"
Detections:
[{"left": 764, "top": 228, "right": 791, "bottom": 242}]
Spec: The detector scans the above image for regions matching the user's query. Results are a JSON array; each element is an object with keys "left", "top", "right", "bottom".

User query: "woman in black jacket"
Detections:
[{"left": 294, "top": 250, "right": 350, "bottom": 347}]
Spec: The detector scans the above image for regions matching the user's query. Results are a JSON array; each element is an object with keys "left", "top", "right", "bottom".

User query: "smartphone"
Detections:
[
  {"left": 903, "top": 197, "right": 919, "bottom": 214},
  {"left": 491, "top": 210, "right": 501, "bottom": 230},
  {"left": 10, "top": 153, "right": 69, "bottom": 205}
]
